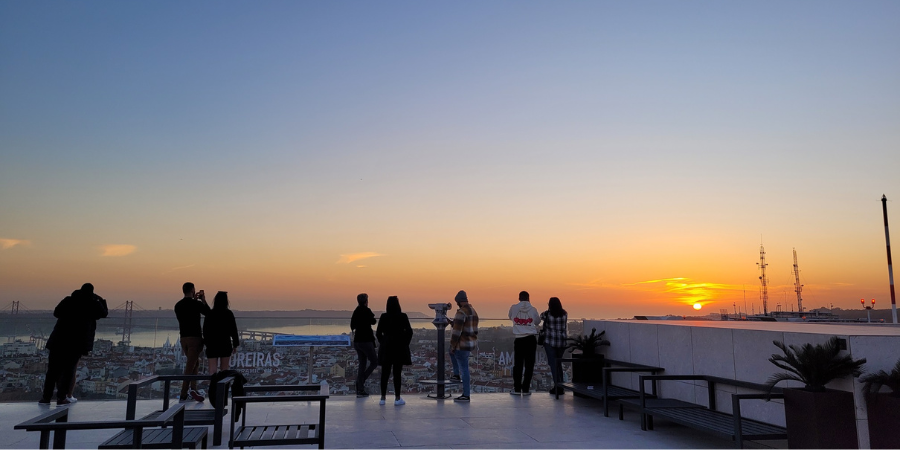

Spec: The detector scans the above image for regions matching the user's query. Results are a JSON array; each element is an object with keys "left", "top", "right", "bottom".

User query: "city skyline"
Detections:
[{"left": 2, "top": 2, "right": 899, "bottom": 319}]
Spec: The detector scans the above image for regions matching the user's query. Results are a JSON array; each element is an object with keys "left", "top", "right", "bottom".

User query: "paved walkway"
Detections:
[{"left": 1, "top": 393, "right": 780, "bottom": 448}]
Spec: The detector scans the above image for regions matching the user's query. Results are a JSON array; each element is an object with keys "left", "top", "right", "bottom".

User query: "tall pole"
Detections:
[
  {"left": 883, "top": 195, "right": 897, "bottom": 324},
  {"left": 758, "top": 244, "right": 769, "bottom": 315},
  {"left": 793, "top": 248, "right": 803, "bottom": 313}
]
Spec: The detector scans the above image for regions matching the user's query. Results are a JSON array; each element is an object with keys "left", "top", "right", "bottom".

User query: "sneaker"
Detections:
[
  {"left": 522, "top": 391, "right": 531, "bottom": 396},
  {"left": 454, "top": 395, "right": 470, "bottom": 402},
  {"left": 450, "top": 375, "right": 461, "bottom": 381},
  {"left": 394, "top": 398, "right": 405, "bottom": 406},
  {"left": 379, "top": 399, "right": 386, "bottom": 405},
  {"left": 66, "top": 396, "right": 78, "bottom": 403},
  {"left": 178, "top": 395, "right": 189, "bottom": 403},
  {"left": 188, "top": 389, "right": 205, "bottom": 402},
  {"left": 38, "top": 398, "right": 51, "bottom": 406},
  {"left": 56, "top": 398, "right": 71, "bottom": 405},
  {"left": 356, "top": 390, "right": 369, "bottom": 398},
  {"left": 510, "top": 390, "right": 521, "bottom": 395}
]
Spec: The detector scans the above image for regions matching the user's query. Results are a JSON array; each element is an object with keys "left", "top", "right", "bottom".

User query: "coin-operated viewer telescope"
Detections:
[{"left": 422, "top": 302, "right": 461, "bottom": 399}]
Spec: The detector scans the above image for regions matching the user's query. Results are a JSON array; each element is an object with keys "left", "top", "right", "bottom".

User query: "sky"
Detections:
[{"left": 2, "top": 1, "right": 899, "bottom": 319}]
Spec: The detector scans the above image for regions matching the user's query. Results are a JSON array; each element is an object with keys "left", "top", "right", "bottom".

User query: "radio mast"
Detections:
[
  {"left": 757, "top": 244, "right": 769, "bottom": 315},
  {"left": 793, "top": 248, "right": 803, "bottom": 313}
]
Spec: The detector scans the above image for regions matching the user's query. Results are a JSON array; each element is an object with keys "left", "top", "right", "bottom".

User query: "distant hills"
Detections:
[{"left": 232, "top": 309, "right": 431, "bottom": 319}]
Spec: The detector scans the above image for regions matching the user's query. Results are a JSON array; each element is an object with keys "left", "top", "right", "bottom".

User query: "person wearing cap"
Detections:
[
  {"left": 508, "top": 290, "right": 541, "bottom": 395},
  {"left": 449, "top": 290, "right": 478, "bottom": 402}
]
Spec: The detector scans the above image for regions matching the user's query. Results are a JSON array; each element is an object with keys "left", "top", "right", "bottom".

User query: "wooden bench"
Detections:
[
  {"left": 15, "top": 403, "right": 207, "bottom": 449},
  {"left": 632, "top": 374, "right": 787, "bottom": 448},
  {"left": 559, "top": 358, "right": 664, "bottom": 417},
  {"left": 229, "top": 384, "right": 328, "bottom": 449},
  {"left": 126, "top": 374, "right": 235, "bottom": 446}
]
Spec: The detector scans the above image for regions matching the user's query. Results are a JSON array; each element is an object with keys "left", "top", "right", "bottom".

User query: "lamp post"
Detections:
[{"left": 862, "top": 298, "right": 876, "bottom": 323}]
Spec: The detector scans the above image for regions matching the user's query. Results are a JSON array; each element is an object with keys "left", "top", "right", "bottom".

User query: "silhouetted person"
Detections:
[
  {"left": 350, "top": 293, "right": 377, "bottom": 397},
  {"left": 508, "top": 290, "right": 540, "bottom": 395},
  {"left": 450, "top": 290, "right": 478, "bottom": 402},
  {"left": 541, "top": 297, "right": 568, "bottom": 395},
  {"left": 175, "top": 282, "right": 209, "bottom": 402},
  {"left": 41, "top": 283, "right": 108, "bottom": 405},
  {"left": 203, "top": 291, "right": 239, "bottom": 375},
  {"left": 65, "top": 283, "right": 108, "bottom": 403},
  {"left": 375, "top": 296, "right": 412, "bottom": 406}
]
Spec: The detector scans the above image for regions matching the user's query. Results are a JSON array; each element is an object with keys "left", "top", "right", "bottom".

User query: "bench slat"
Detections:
[{"left": 99, "top": 426, "right": 207, "bottom": 449}]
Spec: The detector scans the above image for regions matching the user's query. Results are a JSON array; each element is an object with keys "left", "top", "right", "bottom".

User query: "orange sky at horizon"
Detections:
[{"left": 1, "top": 224, "right": 894, "bottom": 319}]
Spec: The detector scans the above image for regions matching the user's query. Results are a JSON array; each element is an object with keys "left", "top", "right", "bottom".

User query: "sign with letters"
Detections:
[{"left": 272, "top": 334, "right": 351, "bottom": 347}]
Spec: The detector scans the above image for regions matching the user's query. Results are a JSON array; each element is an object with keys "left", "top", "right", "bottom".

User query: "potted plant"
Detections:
[
  {"left": 859, "top": 359, "right": 900, "bottom": 449},
  {"left": 766, "top": 336, "right": 866, "bottom": 449},
  {"left": 566, "top": 328, "right": 610, "bottom": 384}
]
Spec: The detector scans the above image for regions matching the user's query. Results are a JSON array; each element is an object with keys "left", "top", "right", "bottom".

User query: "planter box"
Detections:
[
  {"left": 571, "top": 354, "right": 604, "bottom": 384},
  {"left": 784, "top": 388, "right": 857, "bottom": 449},
  {"left": 866, "top": 393, "right": 900, "bottom": 449}
]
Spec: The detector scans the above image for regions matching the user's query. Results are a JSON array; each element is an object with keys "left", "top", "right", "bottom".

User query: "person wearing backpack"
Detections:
[{"left": 508, "top": 291, "right": 541, "bottom": 395}]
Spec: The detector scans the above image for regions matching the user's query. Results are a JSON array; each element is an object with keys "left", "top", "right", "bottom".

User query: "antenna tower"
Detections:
[
  {"left": 757, "top": 244, "right": 769, "bottom": 315},
  {"left": 793, "top": 248, "right": 803, "bottom": 313},
  {"left": 121, "top": 301, "right": 133, "bottom": 346}
]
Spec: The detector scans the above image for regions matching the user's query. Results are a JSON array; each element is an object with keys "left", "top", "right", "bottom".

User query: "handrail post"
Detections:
[
  {"left": 127, "top": 384, "right": 138, "bottom": 420},
  {"left": 732, "top": 395, "right": 744, "bottom": 449},
  {"left": 52, "top": 411, "right": 68, "bottom": 449},
  {"left": 132, "top": 426, "right": 143, "bottom": 448},
  {"left": 162, "top": 380, "right": 171, "bottom": 410},
  {"left": 318, "top": 398, "right": 327, "bottom": 449},
  {"left": 171, "top": 407, "right": 184, "bottom": 449}
]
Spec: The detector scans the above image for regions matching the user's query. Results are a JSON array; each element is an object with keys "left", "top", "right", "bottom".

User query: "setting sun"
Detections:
[{"left": 693, "top": 303, "right": 703, "bottom": 310}]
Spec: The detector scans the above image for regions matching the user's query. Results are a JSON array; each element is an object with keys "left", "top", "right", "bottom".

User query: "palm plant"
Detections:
[
  {"left": 766, "top": 336, "right": 866, "bottom": 392},
  {"left": 566, "top": 328, "right": 610, "bottom": 356},
  {"left": 860, "top": 358, "right": 900, "bottom": 403}
]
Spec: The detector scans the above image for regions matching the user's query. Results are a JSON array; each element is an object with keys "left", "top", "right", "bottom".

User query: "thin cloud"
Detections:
[
  {"left": 0, "top": 238, "right": 31, "bottom": 250},
  {"left": 624, "top": 277, "right": 742, "bottom": 303},
  {"left": 100, "top": 244, "right": 137, "bottom": 257},
  {"left": 356, "top": 265, "right": 367, "bottom": 268},
  {"left": 162, "top": 264, "right": 196, "bottom": 274},
  {"left": 336, "top": 252, "right": 384, "bottom": 264}
]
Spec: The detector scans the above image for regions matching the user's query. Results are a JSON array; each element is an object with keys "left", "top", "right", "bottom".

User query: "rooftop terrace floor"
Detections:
[{"left": 0, "top": 393, "right": 777, "bottom": 449}]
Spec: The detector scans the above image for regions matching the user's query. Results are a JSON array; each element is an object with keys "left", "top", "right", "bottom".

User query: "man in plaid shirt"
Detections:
[{"left": 450, "top": 290, "right": 478, "bottom": 402}]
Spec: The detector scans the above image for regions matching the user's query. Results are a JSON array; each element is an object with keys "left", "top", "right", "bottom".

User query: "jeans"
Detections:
[
  {"left": 513, "top": 335, "right": 537, "bottom": 392},
  {"left": 450, "top": 349, "right": 460, "bottom": 376},
  {"left": 452, "top": 350, "right": 471, "bottom": 396},
  {"left": 180, "top": 336, "right": 204, "bottom": 397},
  {"left": 544, "top": 344, "right": 566, "bottom": 386},
  {"left": 354, "top": 341, "right": 377, "bottom": 392}
]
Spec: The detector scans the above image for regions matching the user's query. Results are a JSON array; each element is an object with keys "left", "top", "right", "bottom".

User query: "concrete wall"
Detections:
[{"left": 584, "top": 320, "right": 900, "bottom": 449}]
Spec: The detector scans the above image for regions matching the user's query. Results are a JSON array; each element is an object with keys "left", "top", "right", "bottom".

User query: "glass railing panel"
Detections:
[{"left": 0, "top": 315, "right": 584, "bottom": 401}]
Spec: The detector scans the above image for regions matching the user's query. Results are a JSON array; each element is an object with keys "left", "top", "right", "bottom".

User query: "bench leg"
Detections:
[
  {"left": 619, "top": 404, "right": 624, "bottom": 421},
  {"left": 203, "top": 434, "right": 207, "bottom": 449},
  {"left": 648, "top": 415, "right": 654, "bottom": 430}
]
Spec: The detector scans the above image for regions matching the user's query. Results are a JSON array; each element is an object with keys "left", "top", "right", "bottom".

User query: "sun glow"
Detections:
[{"left": 693, "top": 303, "right": 702, "bottom": 310}]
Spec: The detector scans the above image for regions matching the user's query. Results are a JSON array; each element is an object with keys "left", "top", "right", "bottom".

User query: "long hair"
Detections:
[
  {"left": 213, "top": 291, "right": 229, "bottom": 311},
  {"left": 386, "top": 296, "right": 401, "bottom": 314},
  {"left": 548, "top": 297, "right": 566, "bottom": 318}
]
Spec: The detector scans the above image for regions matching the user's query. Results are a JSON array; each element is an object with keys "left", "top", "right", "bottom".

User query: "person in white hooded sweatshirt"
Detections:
[{"left": 508, "top": 291, "right": 541, "bottom": 395}]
